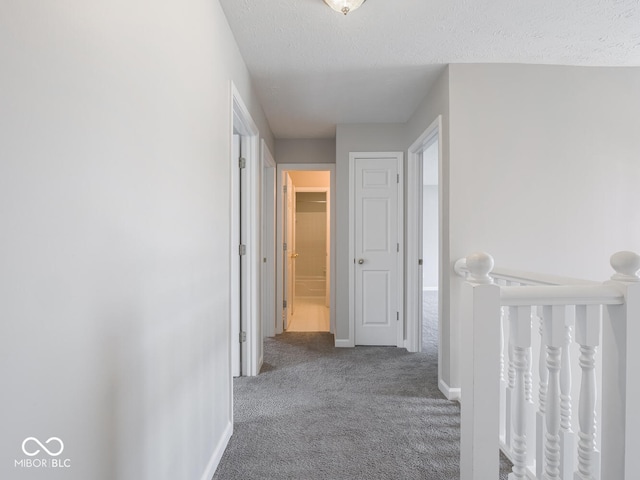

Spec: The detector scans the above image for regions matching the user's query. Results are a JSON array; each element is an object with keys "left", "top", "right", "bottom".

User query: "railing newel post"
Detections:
[
  {"left": 459, "top": 252, "right": 501, "bottom": 480},
  {"left": 601, "top": 251, "right": 640, "bottom": 480}
]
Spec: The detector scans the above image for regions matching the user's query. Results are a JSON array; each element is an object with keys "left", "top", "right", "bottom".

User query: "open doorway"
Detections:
[
  {"left": 420, "top": 139, "right": 439, "bottom": 353},
  {"left": 288, "top": 183, "right": 329, "bottom": 332},
  {"left": 407, "top": 117, "right": 442, "bottom": 359},
  {"left": 276, "top": 165, "right": 335, "bottom": 335}
]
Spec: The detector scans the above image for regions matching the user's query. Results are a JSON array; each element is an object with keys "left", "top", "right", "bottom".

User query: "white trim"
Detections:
[
  {"left": 199, "top": 421, "right": 233, "bottom": 480},
  {"left": 261, "top": 140, "right": 276, "bottom": 341},
  {"left": 349, "top": 152, "right": 404, "bottom": 348},
  {"left": 334, "top": 338, "right": 354, "bottom": 348},
  {"left": 230, "top": 83, "right": 261, "bottom": 377},
  {"left": 230, "top": 133, "right": 241, "bottom": 380},
  {"left": 439, "top": 378, "right": 461, "bottom": 402},
  {"left": 406, "top": 117, "right": 442, "bottom": 366},
  {"left": 276, "top": 164, "right": 336, "bottom": 336}
]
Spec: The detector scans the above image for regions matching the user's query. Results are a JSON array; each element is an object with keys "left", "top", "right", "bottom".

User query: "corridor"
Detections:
[{"left": 213, "top": 292, "right": 511, "bottom": 479}]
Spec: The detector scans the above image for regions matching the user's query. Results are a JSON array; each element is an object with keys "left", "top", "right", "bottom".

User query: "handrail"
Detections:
[
  {"left": 492, "top": 267, "right": 598, "bottom": 286},
  {"left": 499, "top": 284, "right": 623, "bottom": 306},
  {"left": 454, "top": 256, "right": 598, "bottom": 286}
]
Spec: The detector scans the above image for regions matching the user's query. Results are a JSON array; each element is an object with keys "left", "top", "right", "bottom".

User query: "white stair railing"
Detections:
[{"left": 456, "top": 251, "right": 640, "bottom": 480}]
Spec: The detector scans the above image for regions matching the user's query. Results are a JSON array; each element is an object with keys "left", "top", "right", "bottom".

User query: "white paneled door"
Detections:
[{"left": 354, "top": 154, "right": 402, "bottom": 346}]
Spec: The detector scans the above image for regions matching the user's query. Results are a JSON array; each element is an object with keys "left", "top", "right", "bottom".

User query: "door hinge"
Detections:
[
  {"left": 283, "top": 185, "right": 288, "bottom": 193},
  {"left": 239, "top": 331, "right": 246, "bottom": 343},
  {"left": 283, "top": 242, "right": 287, "bottom": 251},
  {"left": 396, "top": 312, "right": 400, "bottom": 321},
  {"left": 397, "top": 173, "right": 400, "bottom": 183},
  {"left": 283, "top": 300, "right": 287, "bottom": 309},
  {"left": 418, "top": 258, "right": 423, "bottom": 266},
  {"left": 239, "top": 244, "right": 246, "bottom": 256},
  {"left": 397, "top": 243, "right": 400, "bottom": 253},
  {"left": 239, "top": 157, "right": 246, "bottom": 169}
]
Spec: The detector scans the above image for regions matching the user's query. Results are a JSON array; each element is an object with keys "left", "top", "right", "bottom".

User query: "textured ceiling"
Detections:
[{"left": 219, "top": 0, "right": 640, "bottom": 139}]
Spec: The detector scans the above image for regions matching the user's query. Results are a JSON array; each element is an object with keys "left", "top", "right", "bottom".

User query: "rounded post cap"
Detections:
[
  {"left": 610, "top": 251, "right": 640, "bottom": 282},
  {"left": 466, "top": 252, "right": 494, "bottom": 284}
]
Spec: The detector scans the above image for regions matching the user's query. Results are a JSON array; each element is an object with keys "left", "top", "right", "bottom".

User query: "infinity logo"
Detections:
[{"left": 21, "top": 437, "right": 64, "bottom": 457}]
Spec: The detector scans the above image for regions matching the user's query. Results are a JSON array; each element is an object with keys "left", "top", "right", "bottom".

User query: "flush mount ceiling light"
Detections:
[{"left": 323, "top": 0, "right": 367, "bottom": 15}]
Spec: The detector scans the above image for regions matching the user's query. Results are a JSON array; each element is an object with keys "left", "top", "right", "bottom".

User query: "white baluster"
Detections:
[
  {"left": 501, "top": 306, "right": 506, "bottom": 383},
  {"left": 560, "top": 320, "right": 572, "bottom": 431},
  {"left": 544, "top": 305, "right": 566, "bottom": 480},
  {"left": 574, "top": 305, "right": 601, "bottom": 480},
  {"left": 560, "top": 314, "right": 575, "bottom": 479},
  {"left": 500, "top": 306, "right": 507, "bottom": 445},
  {"left": 509, "top": 306, "right": 532, "bottom": 480},
  {"left": 525, "top": 332, "right": 535, "bottom": 469},
  {"left": 506, "top": 305, "right": 515, "bottom": 451},
  {"left": 525, "top": 347, "right": 532, "bottom": 402},
  {"left": 537, "top": 308, "right": 548, "bottom": 479}
]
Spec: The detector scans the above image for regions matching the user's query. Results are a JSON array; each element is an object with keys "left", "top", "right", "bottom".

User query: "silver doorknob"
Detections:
[{"left": 358, "top": 258, "right": 365, "bottom": 264}]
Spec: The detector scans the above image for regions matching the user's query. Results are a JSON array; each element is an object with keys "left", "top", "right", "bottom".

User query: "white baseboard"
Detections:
[
  {"left": 334, "top": 338, "right": 354, "bottom": 348},
  {"left": 439, "top": 378, "right": 461, "bottom": 402},
  {"left": 200, "top": 421, "right": 233, "bottom": 480},
  {"left": 257, "top": 354, "right": 263, "bottom": 376}
]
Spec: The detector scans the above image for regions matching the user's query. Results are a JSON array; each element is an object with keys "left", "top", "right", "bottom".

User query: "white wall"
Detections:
[
  {"left": 275, "top": 138, "right": 336, "bottom": 164},
  {"left": 448, "top": 63, "right": 640, "bottom": 389},
  {"left": 0, "top": 1, "right": 272, "bottom": 479}
]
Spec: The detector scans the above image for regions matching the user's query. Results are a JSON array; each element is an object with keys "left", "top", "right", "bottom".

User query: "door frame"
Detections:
[
  {"left": 230, "top": 83, "right": 261, "bottom": 377},
  {"left": 261, "top": 140, "right": 276, "bottom": 340},
  {"left": 284, "top": 173, "right": 295, "bottom": 328},
  {"left": 406, "top": 116, "right": 442, "bottom": 356},
  {"left": 348, "top": 152, "right": 404, "bottom": 347},
  {"left": 276, "top": 164, "right": 336, "bottom": 335}
]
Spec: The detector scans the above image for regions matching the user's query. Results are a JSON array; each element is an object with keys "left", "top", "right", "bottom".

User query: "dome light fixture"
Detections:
[{"left": 323, "top": 0, "right": 367, "bottom": 16}]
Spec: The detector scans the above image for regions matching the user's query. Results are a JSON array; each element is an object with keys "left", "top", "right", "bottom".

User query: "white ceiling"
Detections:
[{"left": 219, "top": 0, "right": 640, "bottom": 139}]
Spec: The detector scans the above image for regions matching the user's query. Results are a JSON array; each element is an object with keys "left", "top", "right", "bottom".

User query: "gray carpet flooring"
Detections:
[{"left": 213, "top": 291, "right": 510, "bottom": 480}]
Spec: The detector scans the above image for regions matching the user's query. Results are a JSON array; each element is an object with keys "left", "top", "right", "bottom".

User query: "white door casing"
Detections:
[
  {"left": 351, "top": 152, "right": 404, "bottom": 346},
  {"left": 230, "top": 83, "right": 261, "bottom": 378},
  {"left": 239, "top": 134, "right": 249, "bottom": 374},
  {"left": 290, "top": 181, "right": 297, "bottom": 317},
  {"left": 261, "top": 140, "right": 276, "bottom": 339},
  {"left": 231, "top": 134, "right": 241, "bottom": 377},
  {"left": 283, "top": 173, "right": 294, "bottom": 329}
]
